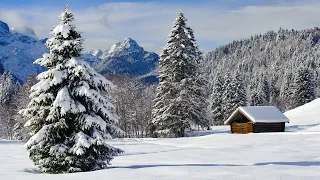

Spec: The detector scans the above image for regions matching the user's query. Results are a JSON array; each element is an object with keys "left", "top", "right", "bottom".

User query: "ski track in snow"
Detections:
[{"left": 1, "top": 99, "right": 320, "bottom": 179}]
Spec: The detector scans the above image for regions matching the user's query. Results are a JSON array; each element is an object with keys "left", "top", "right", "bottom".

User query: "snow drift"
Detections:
[{"left": 285, "top": 98, "right": 320, "bottom": 132}]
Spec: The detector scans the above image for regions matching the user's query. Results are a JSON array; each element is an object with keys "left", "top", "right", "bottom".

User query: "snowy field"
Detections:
[{"left": 1, "top": 99, "right": 320, "bottom": 180}]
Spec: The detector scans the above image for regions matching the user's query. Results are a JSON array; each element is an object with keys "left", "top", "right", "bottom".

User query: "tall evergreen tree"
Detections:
[
  {"left": 220, "top": 68, "right": 247, "bottom": 122},
  {"left": 210, "top": 72, "right": 224, "bottom": 125},
  {"left": 249, "top": 72, "right": 269, "bottom": 106},
  {"left": 185, "top": 21, "right": 209, "bottom": 129},
  {"left": 222, "top": 71, "right": 234, "bottom": 121},
  {"left": 19, "top": 6, "right": 123, "bottom": 173},
  {"left": 280, "top": 71, "right": 294, "bottom": 110},
  {"left": 0, "top": 71, "right": 16, "bottom": 104},
  {"left": 269, "top": 75, "right": 281, "bottom": 108},
  {"left": 152, "top": 12, "right": 208, "bottom": 137},
  {"left": 232, "top": 66, "right": 247, "bottom": 108},
  {"left": 291, "top": 65, "right": 315, "bottom": 107},
  {"left": 12, "top": 75, "right": 37, "bottom": 140},
  {"left": 0, "top": 71, "right": 19, "bottom": 139}
]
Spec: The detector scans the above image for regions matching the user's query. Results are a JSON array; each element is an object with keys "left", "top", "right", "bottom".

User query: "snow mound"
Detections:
[{"left": 285, "top": 98, "right": 320, "bottom": 132}]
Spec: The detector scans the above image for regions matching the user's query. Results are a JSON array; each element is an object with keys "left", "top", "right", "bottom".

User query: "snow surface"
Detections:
[
  {"left": 225, "top": 106, "right": 289, "bottom": 124},
  {"left": 285, "top": 98, "right": 320, "bottom": 132},
  {"left": 1, "top": 99, "right": 320, "bottom": 179}
]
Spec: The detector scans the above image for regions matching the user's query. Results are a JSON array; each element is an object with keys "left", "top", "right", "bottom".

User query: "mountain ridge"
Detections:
[{"left": 84, "top": 38, "right": 159, "bottom": 77}]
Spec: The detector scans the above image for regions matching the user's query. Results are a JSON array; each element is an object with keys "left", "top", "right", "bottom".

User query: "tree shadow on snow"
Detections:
[
  {"left": 20, "top": 168, "right": 42, "bottom": 174},
  {"left": 254, "top": 161, "right": 320, "bottom": 166},
  {"left": 110, "top": 161, "right": 320, "bottom": 169},
  {"left": 120, "top": 148, "right": 200, "bottom": 156}
]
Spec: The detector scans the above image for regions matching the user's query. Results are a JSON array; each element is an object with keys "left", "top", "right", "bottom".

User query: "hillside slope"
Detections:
[
  {"left": 204, "top": 27, "right": 320, "bottom": 110},
  {"left": 285, "top": 98, "right": 320, "bottom": 132}
]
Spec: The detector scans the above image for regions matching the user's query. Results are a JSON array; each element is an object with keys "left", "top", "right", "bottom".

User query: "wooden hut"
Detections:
[{"left": 224, "top": 106, "right": 289, "bottom": 134}]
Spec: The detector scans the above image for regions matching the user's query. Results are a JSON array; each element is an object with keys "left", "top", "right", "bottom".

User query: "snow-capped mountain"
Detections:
[
  {"left": 85, "top": 38, "right": 159, "bottom": 77},
  {"left": 0, "top": 20, "right": 48, "bottom": 81},
  {"left": 0, "top": 20, "right": 158, "bottom": 81},
  {"left": 10, "top": 26, "right": 38, "bottom": 40}
]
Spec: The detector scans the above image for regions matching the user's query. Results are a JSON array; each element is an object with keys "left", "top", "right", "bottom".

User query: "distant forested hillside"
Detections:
[{"left": 204, "top": 27, "right": 320, "bottom": 124}]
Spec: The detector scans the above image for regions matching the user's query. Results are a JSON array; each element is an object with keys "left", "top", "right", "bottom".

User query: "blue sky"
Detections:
[{"left": 1, "top": 0, "right": 320, "bottom": 53}]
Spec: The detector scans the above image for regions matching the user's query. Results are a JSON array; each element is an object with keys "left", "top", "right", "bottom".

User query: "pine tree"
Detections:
[
  {"left": 261, "top": 73, "right": 270, "bottom": 103},
  {"left": 269, "top": 75, "right": 281, "bottom": 108},
  {"left": 249, "top": 72, "right": 269, "bottom": 106},
  {"left": 152, "top": 12, "right": 208, "bottom": 137},
  {"left": 232, "top": 66, "right": 247, "bottom": 108},
  {"left": 222, "top": 71, "right": 234, "bottom": 121},
  {"left": 0, "top": 71, "right": 19, "bottom": 139},
  {"left": 185, "top": 21, "right": 209, "bottom": 129},
  {"left": 12, "top": 75, "right": 37, "bottom": 140},
  {"left": 0, "top": 71, "right": 16, "bottom": 104},
  {"left": 291, "top": 65, "right": 315, "bottom": 107},
  {"left": 280, "top": 71, "right": 294, "bottom": 110},
  {"left": 19, "top": 6, "right": 123, "bottom": 173},
  {"left": 210, "top": 72, "right": 224, "bottom": 125}
]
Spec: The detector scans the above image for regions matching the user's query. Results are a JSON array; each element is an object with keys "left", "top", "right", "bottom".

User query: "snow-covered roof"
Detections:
[{"left": 224, "top": 106, "right": 289, "bottom": 125}]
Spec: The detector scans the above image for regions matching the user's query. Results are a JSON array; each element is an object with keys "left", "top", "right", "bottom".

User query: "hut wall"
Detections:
[
  {"left": 253, "top": 122, "right": 285, "bottom": 133},
  {"left": 231, "top": 122, "right": 253, "bottom": 134}
]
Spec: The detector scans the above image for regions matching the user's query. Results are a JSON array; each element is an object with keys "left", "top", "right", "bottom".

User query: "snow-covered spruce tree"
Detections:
[
  {"left": 249, "top": 73, "right": 269, "bottom": 106},
  {"left": 210, "top": 72, "right": 224, "bottom": 125},
  {"left": 19, "top": 7, "right": 123, "bottom": 173},
  {"left": 261, "top": 73, "right": 270, "bottom": 103},
  {"left": 221, "top": 67, "right": 247, "bottom": 122},
  {"left": 280, "top": 71, "right": 294, "bottom": 110},
  {"left": 185, "top": 23, "right": 210, "bottom": 129},
  {"left": 0, "top": 71, "right": 17, "bottom": 104},
  {"left": 231, "top": 66, "right": 247, "bottom": 108},
  {"left": 152, "top": 12, "right": 208, "bottom": 137},
  {"left": 269, "top": 75, "right": 281, "bottom": 108},
  {"left": 291, "top": 65, "right": 315, "bottom": 107},
  {"left": 0, "top": 71, "right": 19, "bottom": 139},
  {"left": 12, "top": 75, "right": 37, "bottom": 140},
  {"left": 222, "top": 71, "right": 234, "bottom": 121}
]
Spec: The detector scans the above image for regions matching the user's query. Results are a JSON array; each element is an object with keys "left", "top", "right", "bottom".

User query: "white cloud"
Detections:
[
  {"left": 0, "top": 10, "right": 28, "bottom": 29},
  {"left": 1, "top": 1, "right": 320, "bottom": 53}
]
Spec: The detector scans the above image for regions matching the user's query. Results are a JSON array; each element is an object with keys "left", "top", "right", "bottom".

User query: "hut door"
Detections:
[{"left": 231, "top": 122, "right": 253, "bottom": 134}]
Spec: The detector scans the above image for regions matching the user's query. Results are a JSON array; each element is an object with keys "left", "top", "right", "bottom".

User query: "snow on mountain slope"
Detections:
[
  {"left": 285, "top": 98, "right": 320, "bottom": 132},
  {"left": 10, "top": 26, "right": 38, "bottom": 40},
  {"left": 0, "top": 22, "right": 157, "bottom": 81},
  {"left": 0, "top": 20, "right": 47, "bottom": 81},
  {"left": 84, "top": 38, "right": 159, "bottom": 76}
]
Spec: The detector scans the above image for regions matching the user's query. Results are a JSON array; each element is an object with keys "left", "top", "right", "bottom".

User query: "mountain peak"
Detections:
[
  {"left": 0, "top": 21, "right": 10, "bottom": 36},
  {"left": 107, "top": 38, "right": 144, "bottom": 54},
  {"left": 120, "top": 37, "right": 144, "bottom": 52},
  {"left": 89, "top": 49, "right": 103, "bottom": 57}
]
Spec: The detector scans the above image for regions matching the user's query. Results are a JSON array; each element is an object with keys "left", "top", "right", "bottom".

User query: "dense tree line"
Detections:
[{"left": 204, "top": 27, "right": 320, "bottom": 125}]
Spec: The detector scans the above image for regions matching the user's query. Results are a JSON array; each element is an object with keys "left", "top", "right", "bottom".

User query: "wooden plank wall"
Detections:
[{"left": 231, "top": 122, "right": 253, "bottom": 134}]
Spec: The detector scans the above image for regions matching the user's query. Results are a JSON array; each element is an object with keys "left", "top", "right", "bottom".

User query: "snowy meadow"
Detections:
[{"left": 1, "top": 99, "right": 320, "bottom": 179}]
